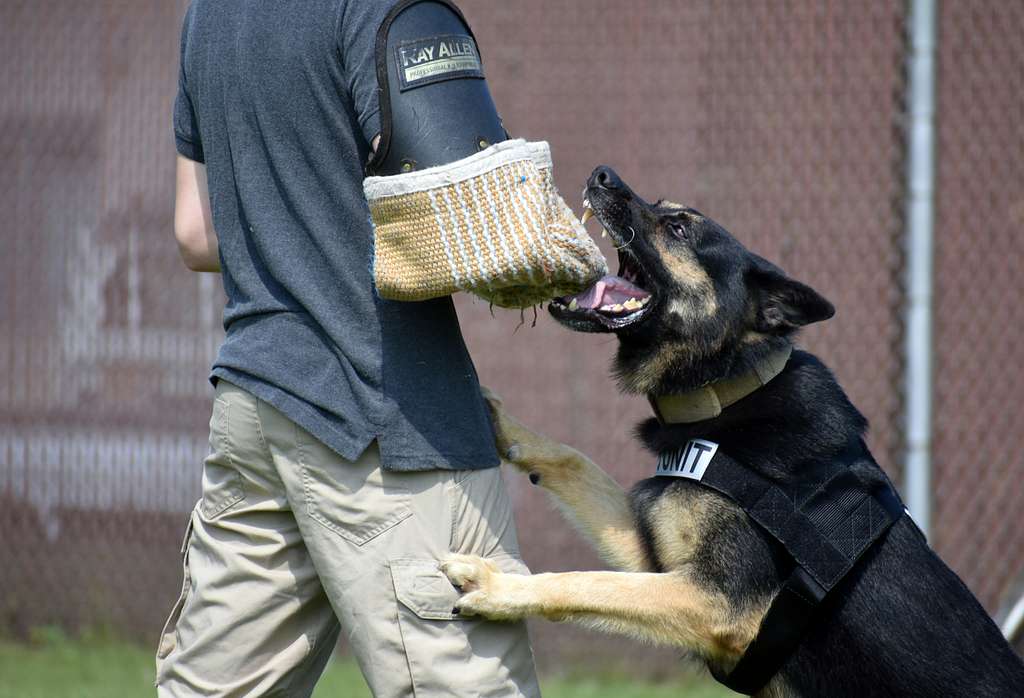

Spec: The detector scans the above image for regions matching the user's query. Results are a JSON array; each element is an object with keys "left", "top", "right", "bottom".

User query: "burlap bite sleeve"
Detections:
[{"left": 363, "top": 139, "right": 607, "bottom": 308}]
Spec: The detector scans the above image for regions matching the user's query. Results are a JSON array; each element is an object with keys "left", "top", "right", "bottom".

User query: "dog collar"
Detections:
[{"left": 649, "top": 346, "right": 793, "bottom": 424}]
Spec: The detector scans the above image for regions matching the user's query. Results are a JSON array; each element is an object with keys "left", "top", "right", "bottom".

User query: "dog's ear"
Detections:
[{"left": 748, "top": 258, "right": 834, "bottom": 332}]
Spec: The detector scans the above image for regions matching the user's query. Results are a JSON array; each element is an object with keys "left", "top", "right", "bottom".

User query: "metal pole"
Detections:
[
  {"left": 903, "top": 0, "right": 937, "bottom": 537},
  {"left": 1002, "top": 591, "right": 1024, "bottom": 644}
]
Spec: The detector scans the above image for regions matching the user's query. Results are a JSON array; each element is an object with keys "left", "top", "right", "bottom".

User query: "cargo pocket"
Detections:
[
  {"left": 392, "top": 556, "right": 531, "bottom": 619},
  {"left": 298, "top": 435, "right": 411, "bottom": 546},
  {"left": 390, "top": 556, "right": 534, "bottom": 696},
  {"left": 202, "top": 396, "right": 246, "bottom": 518},
  {"left": 390, "top": 557, "right": 467, "bottom": 694},
  {"left": 156, "top": 507, "right": 196, "bottom": 668},
  {"left": 391, "top": 558, "right": 462, "bottom": 621}
]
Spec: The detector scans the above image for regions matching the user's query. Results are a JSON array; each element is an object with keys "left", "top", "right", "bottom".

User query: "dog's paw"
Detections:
[
  {"left": 441, "top": 554, "right": 529, "bottom": 621},
  {"left": 442, "top": 553, "right": 500, "bottom": 592},
  {"left": 481, "top": 394, "right": 575, "bottom": 482}
]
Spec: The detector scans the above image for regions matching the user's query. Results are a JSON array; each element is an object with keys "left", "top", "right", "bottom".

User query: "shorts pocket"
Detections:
[
  {"left": 390, "top": 558, "right": 468, "bottom": 695},
  {"left": 202, "top": 396, "right": 246, "bottom": 518},
  {"left": 298, "top": 436, "right": 412, "bottom": 546},
  {"left": 390, "top": 556, "right": 537, "bottom": 697},
  {"left": 390, "top": 556, "right": 530, "bottom": 621},
  {"left": 156, "top": 507, "right": 196, "bottom": 666},
  {"left": 391, "top": 558, "right": 462, "bottom": 621}
]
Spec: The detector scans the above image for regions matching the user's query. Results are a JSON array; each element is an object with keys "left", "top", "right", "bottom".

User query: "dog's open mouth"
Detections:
[{"left": 549, "top": 200, "right": 654, "bottom": 330}]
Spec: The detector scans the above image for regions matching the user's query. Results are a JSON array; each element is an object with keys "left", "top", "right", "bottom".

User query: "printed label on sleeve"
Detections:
[
  {"left": 655, "top": 439, "right": 719, "bottom": 481},
  {"left": 395, "top": 34, "right": 485, "bottom": 92}
]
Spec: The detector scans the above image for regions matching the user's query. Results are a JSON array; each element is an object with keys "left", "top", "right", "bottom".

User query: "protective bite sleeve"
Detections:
[{"left": 364, "top": 139, "right": 607, "bottom": 308}]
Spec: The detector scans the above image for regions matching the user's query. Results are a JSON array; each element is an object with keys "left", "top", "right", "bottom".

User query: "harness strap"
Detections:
[
  {"left": 656, "top": 444, "right": 905, "bottom": 694},
  {"left": 713, "top": 483, "right": 905, "bottom": 694},
  {"left": 699, "top": 452, "right": 903, "bottom": 591},
  {"left": 712, "top": 567, "right": 825, "bottom": 695}
]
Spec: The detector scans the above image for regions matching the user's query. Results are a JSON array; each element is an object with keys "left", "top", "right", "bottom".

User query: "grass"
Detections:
[{"left": 0, "top": 628, "right": 735, "bottom": 698}]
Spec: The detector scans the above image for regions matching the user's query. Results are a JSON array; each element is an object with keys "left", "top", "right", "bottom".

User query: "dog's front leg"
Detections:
[
  {"left": 442, "top": 555, "right": 757, "bottom": 661},
  {"left": 483, "top": 390, "right": 647, "bottom": 571}
]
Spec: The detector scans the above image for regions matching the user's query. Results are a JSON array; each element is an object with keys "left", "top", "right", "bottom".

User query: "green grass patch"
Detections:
[
  {"left": 534, "top": 669, "right": 736, "bottom": 698},
  {"left": 0, "top": 629, "right": 734, "bottom": 697}
]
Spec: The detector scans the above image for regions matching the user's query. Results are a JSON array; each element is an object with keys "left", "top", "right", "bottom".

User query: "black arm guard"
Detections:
[{"left": 366, "top": 0, "right": 508, "bottom": 176}]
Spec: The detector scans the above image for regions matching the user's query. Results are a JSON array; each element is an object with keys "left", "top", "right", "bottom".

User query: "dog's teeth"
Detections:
[
  {"left": 623, "top": 298, "right": 641, "bottom": 310},
  {"left": 600, "top": 304, "right": 615, "bottom": 311},
  {"left": 601, "top": 229, "right": 607, "bottom": 238},
  {"left": 568, "top": 298, "right": 579, "bottom": 311},
  {"left": 611, "top": 304, "right": 624, "bottom": 312},
  {"left": 580, "top": 208, "right": 594, "bottom": 225},
  {"left": 639, "top": 296, "right": 651, "bottom": 305}
]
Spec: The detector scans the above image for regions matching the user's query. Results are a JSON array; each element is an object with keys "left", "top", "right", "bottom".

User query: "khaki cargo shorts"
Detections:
[{"left": 155, "top": 380, "right": 539, "bottom": 697}]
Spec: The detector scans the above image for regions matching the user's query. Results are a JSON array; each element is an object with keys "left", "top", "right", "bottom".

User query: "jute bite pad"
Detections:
[{"left": 363, "top": 139, "right": 607, "bottom": 308}]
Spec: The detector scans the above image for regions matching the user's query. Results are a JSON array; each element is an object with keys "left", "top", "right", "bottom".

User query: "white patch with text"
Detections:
[{"left": 655, "top": 439, "right": 719, "bottom": 481}]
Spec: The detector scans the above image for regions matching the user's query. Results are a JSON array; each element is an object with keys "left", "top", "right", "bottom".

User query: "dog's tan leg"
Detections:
[
  {"left": 483, "top": 390, "right": 647, "bottom": 571},
  {"left": 442, "top": 554, "right": 759, "bottom": 662}
]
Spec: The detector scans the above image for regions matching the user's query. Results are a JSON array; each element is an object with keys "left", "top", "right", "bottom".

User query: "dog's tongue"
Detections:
[{"left": 568, "top": 275, "right": 649, "bottom": 309}]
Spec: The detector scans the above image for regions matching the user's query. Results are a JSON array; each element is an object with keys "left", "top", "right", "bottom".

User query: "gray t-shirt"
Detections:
[{"left": 174, "top": 0, "right": 498, "bottom": 471}]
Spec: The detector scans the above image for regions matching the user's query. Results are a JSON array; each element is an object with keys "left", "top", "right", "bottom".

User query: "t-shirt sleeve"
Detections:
[
  {"left": 338, "top": 0, "right": 398, "bottom": 147},
  {"left": 173, "top": 4, "right": 205, "bottom": 163}
]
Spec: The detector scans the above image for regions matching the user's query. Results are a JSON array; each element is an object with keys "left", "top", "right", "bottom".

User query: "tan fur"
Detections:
[
  {"left": 465, "top": 392, "right": 773, "bottom": 675},
  {"left": 668, "top": 295, "right": 718, "bottom": 321},
  {"left": 645, "top": 488, "right": 740, "bottom": 570},
  {"left": 658, "top": 200, "right": 687, "bottom": 210},
  {"left": 606, "top": 232, "right": 721, "bottom": 394},
  {"left": 621, "top": 293, "right": 759, "bottom": 396},
  {"left": 484, "top": 389, "right": 648, "bottom": 571},
  {"left": 652, "top": 234, "right": 715, "bottom": 302},
  {"left": 616, "top": 340, "right": 688, "bottom": 394},
  {"left": 442, "top": 556, "right": 765, "bottom": 663},
  {"left": 650, "top": 233, "right": 718, "bottom": 329}
]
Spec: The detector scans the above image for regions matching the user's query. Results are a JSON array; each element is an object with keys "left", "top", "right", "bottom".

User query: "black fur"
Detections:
[
  {"left": 636, "top": 353, "right": 1024, "bottom": 696},
  {"left": 554, "top": 167, "right": 1024, "bottom": 696}
]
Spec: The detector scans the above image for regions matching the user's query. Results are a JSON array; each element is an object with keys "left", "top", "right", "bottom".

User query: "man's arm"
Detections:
[
  {"left": 174, "top": 136, "right": 372, "bottom": 274},
  {"left": 174, "top": 153, "right": 219, "bottom": 272}
]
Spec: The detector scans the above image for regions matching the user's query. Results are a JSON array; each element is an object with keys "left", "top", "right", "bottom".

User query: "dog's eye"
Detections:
[{"left": 667, "top": 219, "right": 690, "bottom": 242}]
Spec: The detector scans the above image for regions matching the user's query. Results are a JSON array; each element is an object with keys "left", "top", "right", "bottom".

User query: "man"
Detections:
[{"left": 158, "top": 1, "right": 545, "bottom": 695}]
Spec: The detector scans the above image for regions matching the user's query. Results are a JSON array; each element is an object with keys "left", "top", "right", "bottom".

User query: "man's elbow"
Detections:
[
  {"left": 179, "top": 248, "right": 218, "bottom": 272},
  {"left": 174, "top": 224, "right": 220, "bottom": 272}
]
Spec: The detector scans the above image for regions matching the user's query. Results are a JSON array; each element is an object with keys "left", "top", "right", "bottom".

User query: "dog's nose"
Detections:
[{"left": 589, "top": 166, "right": 622, "bottom": 190}]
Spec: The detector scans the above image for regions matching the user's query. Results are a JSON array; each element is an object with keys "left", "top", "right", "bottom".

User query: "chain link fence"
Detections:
[
  {"left": 1, "top": 0, "right": 1021, "bottom": 674},
  {"left": 931, "top": 0, "right": 1024, "bottom": 622}
]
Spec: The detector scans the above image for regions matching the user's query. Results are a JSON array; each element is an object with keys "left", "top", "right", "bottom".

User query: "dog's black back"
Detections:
[{"left": 633, "top": 351, "right": 1024, "bottom": 696}]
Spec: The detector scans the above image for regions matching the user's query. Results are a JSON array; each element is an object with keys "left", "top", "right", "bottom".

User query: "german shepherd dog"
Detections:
[{"left": 443, "top": 167, "right": 1024, "bottom": 696}]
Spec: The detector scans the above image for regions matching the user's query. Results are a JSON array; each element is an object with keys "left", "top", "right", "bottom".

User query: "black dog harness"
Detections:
[{"left": 650, "top": 352, "right": 906, "bottom": 695}]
